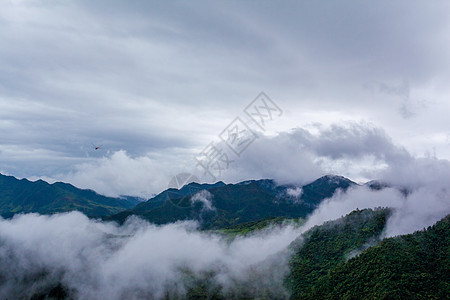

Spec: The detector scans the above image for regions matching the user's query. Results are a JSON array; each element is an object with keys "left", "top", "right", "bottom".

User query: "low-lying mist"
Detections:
[
  {"left": 303, "top": 182, "right": 450, "bottom": 238},
  {"left": 0, "top": 212, "right": 300, "bottom": 299}
]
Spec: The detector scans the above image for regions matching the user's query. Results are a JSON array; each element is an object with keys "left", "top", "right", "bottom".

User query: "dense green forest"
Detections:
[
  {"left": 287, "top": 210, "right": 450, "bottom": 299},
  {"left": 287, "top": 208, "right": 390, "bottom": 298},
  {"left": 303, "top": 214, "right": 450, "bottom": 299},
  {"left": 215, "top": 216, "right": 304, "bottom": 236}
]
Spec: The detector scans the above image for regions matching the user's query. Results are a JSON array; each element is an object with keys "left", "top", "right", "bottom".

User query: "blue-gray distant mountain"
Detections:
[
  {"left": 0, "top": 173, "right": 140, "bottom": 218},
  {"left": 107, "top": 175, "right": 357, "bottom": 229}
]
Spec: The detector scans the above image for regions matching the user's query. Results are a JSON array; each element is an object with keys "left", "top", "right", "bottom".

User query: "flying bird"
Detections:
[{"left": 92, "top": 143, "right": 103, "bottom": 150}]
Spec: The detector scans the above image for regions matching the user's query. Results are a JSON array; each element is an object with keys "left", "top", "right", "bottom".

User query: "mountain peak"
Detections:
[{"left": 307, "top": 175, "right": 356, "bottom": 187}]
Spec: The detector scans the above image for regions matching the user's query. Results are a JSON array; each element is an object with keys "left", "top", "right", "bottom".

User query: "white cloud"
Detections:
[
  {"left": 286, "top": 187, "right": 302, "bottom": 198},
  {"left": 190, "top": 190, "right": 215, "bottom": 211},
  {"left": 301, "top": 164, "right": 450, "bottom": 237},
  {"left": 0, "top": 212, "right": 300, "bottom": 299},
  {"left": 220, "top": 122, "right": 411, "bottom": 186},
  {"left": 57, "top": 150, "right": 194, "bottom": 198}
]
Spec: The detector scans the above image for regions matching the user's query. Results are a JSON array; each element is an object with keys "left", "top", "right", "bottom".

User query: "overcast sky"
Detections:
[{"left": 1, "top": 0, "right": 450, "bottom": 197}]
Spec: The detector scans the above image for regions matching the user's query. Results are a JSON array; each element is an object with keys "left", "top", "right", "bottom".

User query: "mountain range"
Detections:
[
  {"left": 0, "top": 173, "right": 140, "bottom": 218},
  {"left": 106, "top": 175, "right": 356, "bottom": 229},
  {"left": 1, "top": 173, "right": 359, "bottom": 224}
]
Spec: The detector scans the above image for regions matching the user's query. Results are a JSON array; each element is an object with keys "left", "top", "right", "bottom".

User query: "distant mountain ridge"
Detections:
[
  {"left": 1, "top": 172, "right": 406, "bottom": 224},
  {"left": 107, "top": 175, "right": 357, "bottom": 229},
  {"left": 0, "top": 173, "right": 140, "bottom": 218}
]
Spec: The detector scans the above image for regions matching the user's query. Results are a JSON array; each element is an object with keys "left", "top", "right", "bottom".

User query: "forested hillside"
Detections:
[
  {"left": 0, "top": 173, "right": 139, "bottom": 217},
  {"left": 287, "top": 211, "right": 450, "bottom": 299}
]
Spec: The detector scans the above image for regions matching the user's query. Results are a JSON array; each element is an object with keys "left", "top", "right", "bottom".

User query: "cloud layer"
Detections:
[
  {"left": 303, "top": 185, "right": 450, "bottom": 237},
  {"left": 0, "top": 212, "right": 300, "bottom": 299},
  {"left": 30, "top": 121, "right": 446, "bottom": 199},
  {"left": 1, "top": 0, "right": 450, "bottom": 186}
]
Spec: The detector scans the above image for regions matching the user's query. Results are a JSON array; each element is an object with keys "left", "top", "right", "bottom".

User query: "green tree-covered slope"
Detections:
[
  {"left": 0, "top": 173, "right": 139, "bottom": 218},
  {"left": 287, "top": 208, "right": 390, "bottom": 298},
  {"left": 287, "top": 210, "right": 450, "bottom": 299},
  {"left": 306, "top": 214, "right": 450, "bottom": 299}
]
